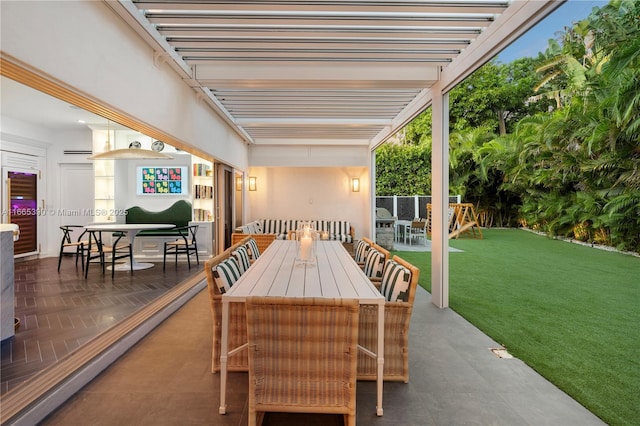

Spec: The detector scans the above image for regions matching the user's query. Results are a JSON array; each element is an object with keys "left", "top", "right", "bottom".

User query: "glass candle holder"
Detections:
[{"left": 296, "top": 221, "right": 317, "bottom": 264}]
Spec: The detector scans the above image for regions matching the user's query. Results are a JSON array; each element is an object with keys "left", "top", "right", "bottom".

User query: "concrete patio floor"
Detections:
[{"left": 40, "top": 283, "right": 604, "bottom": 425}]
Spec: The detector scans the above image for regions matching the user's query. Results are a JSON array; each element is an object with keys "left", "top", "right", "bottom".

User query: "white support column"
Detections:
[
  {"left": 431, "top": 86, "right": 450, "bottom": 309},
  {"left": 370, "top": 150, "right": 377, "bottom": 240}
]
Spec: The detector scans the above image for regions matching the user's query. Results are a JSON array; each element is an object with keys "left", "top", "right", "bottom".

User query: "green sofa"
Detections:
[{"left": 125, "top": 200, "right": 192, "bottom": 237}]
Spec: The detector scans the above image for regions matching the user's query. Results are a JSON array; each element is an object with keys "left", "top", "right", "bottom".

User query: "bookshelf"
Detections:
[{"left": 192, "top": 161, "right": 214, "bottom": 221}]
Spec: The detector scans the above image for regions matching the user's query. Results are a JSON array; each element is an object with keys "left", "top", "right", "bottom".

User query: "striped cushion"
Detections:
[
  {"left": 329, "top": 220, "right": 350, "bottom": 236},
  {"left": 212, "top": 257, "right": 242, "bottom": 294},
  {"left": 283, "top": 220, "right": 298, "bottom": 234},
  {"left": 380, "top": 260, "right": 412, "bottom": 302},
  {"left": 261, "top": 219, "right": 283, "bottom": 235},
  {"left": 354, "top": 240, "right": 370, "bottom": 263},
  {"left": 232, "top": 245, "right": 251, "bottom": 273},
  {"left": 245, "top": 238, "right": 260, "bottom": 261},
  {"left": 331, "top": 233, "right": 352, "bottom": 243},
  {"left": 316, "top": 220, "right": 329, "bottom": 232},
  {"left": 363, "top": 248, "right": 385, "bottom": 279}
]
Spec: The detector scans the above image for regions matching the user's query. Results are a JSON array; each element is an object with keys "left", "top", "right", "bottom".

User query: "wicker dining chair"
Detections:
[
  {"left": 361, "top": 241, "right": 390, "bottom": 284},
  {"left": 204, "top": 237, "right": 252, "bottom": 373},
  {"left": 357, "top": 255, "right": 420, "bottom": 383},
  {"left": 352, "top": 238, "right": 371, "bottom": 266},
  {"left": 245, "top": 296, "right": 359, "bottom": 426}
]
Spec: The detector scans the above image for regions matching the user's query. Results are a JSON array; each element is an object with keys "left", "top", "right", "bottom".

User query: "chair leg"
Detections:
[
  {"left": 85, "top": 250, "right": 99, "bottom": 279},
  {"left": 163, "top": 242, "right": 168, "bottom": 272},
  {"left": 84, "top": 240, "right": 93, "bottom": 279},
  {"left": 76, "top": 244, "right": 85, "bottom": 271},
  {"left": 112, "top": 248, "right": 116, "bottom": 279},
  {"left": 112, "top": 245, "right": 133, "bottom": 278},
  {"left": 57, "top": 249, "right": 64, "bottom": 272},
  {"left": 84, "top": 250, "right": 90, "bottom": 279},
  {"left": 194, "top": 244, "right": 199, "bottom": 265}
]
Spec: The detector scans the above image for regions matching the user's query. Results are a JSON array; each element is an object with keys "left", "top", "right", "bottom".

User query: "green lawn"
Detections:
[{"left": 394, "top": 228, "right": 640, "bottom": 426}]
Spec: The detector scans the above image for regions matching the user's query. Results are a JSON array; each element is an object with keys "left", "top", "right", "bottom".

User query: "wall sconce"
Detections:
[
  {"left": 248, "top": 176, "right": 257, "bottom": 191},
  {"left": 351, "top": 177, "right": 360, "bottom": 192},
  {"left": 236, "top": 176, "right": 242, "bottom": 191}
]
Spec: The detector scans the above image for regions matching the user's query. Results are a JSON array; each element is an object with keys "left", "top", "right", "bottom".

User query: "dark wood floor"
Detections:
[{"left": 1, "top": 254, "right": 200, "bottom": 395}]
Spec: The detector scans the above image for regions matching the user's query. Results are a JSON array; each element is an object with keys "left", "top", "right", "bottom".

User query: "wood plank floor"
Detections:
[{"left": 1, "top": 254, "right": 199, "bottom": 395}]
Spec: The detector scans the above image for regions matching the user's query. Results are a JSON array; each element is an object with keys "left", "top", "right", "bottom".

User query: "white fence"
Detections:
[{"left": 376, "top": 195, "right": 461, "bottom": 220}]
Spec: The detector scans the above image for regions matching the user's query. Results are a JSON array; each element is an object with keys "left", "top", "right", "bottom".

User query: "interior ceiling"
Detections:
[{"left": 107, "top": 1, "right": 558, "bottom": 147}]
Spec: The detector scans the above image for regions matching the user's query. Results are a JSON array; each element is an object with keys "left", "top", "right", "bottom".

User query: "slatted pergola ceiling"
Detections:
[{"left": 112, "top": 1, "right": 555, "bottom": 146}]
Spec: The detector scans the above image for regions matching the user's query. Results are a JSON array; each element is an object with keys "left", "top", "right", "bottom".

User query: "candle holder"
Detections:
[{"left": 296, "top": 221, "right": 318, "bottom": 265}]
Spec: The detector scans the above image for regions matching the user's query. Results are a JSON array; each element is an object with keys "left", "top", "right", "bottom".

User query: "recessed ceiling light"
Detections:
[{"left": 77, "top": 119, "right": 86, "bottom": 124}]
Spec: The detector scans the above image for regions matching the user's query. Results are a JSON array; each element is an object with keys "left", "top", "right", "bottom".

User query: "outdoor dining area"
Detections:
[
  {"left": 36, "top": 237, "right": 604, "bottom": 425},
  {"left": 204, "top": 223, "right": 420, "bottom": 424}
]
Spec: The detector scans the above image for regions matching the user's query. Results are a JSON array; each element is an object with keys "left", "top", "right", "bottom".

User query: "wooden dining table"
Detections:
[{"left": 219, "top": 239, "right": 386, "bottom": 416}]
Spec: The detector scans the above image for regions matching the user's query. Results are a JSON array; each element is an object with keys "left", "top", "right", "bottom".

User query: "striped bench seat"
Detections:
[{"left": 233, "top": 219, "right": 354, "bottom": 243}]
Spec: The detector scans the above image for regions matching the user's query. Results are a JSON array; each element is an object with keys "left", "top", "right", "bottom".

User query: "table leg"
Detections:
[
  {"left": 219, "top": 300, "right": 230, "bottom": 414},
  {"left": 376, "top": 301, "right": 384, "bottom": 416}
]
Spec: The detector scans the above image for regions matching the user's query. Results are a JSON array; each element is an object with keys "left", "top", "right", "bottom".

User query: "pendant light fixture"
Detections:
[{"left": 89, "top": 120, "right": 173, "bottom": 160}]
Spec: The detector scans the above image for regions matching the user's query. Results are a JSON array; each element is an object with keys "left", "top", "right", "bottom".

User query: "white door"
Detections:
[{"left": 58, "top": 163, "right": 94, "bottom": 227}]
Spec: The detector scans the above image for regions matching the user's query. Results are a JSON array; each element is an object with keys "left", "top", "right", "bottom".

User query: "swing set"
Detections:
[{"left": 426, "top": 203, "right": 483, "bottom": 239}]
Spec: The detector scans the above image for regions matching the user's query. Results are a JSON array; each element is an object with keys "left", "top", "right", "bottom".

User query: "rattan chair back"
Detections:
[{"left": 246, "top": 296, "right": 359, "bottom": 426}]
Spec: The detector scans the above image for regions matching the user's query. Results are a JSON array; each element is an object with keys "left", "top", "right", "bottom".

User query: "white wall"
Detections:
[
  {"left": 247, "top": 167, "right": 371, "bottom": 239},
  {"left": 249, "top": 145, "right": 370, "bottom": 167}
]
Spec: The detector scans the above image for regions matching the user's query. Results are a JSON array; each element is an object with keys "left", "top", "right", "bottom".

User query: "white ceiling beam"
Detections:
[
  {"left": 252, "top": 138, "right": 371, "bottom": 146},
  {"left": 149, "top": 18, "right": 493, "bottom": 29},
  {"left": 194, "top": 61, "right": 439, "bottom": 89},
  {"left": 183, "top": 52, "right": 457, "bottom": 62},
  {"left": 237, "top": 118, "right": 391, "bottom": 126},
  {"left": 169, "top": 40, "right": 470, "bottom": 50},
  {"left": 136, "top": 1, "right": 509, "bottom": 14},
  {"left": 159, "top": 29, "right": 481, "bottom": 39}
]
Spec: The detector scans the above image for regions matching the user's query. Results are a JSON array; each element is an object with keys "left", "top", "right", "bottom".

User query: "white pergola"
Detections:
[
  {"left": 102, "top": 0, "right": 563, "bottom": 308},
  {"left": 0, "top": 2, "right": 568, "bottom": 422}
]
